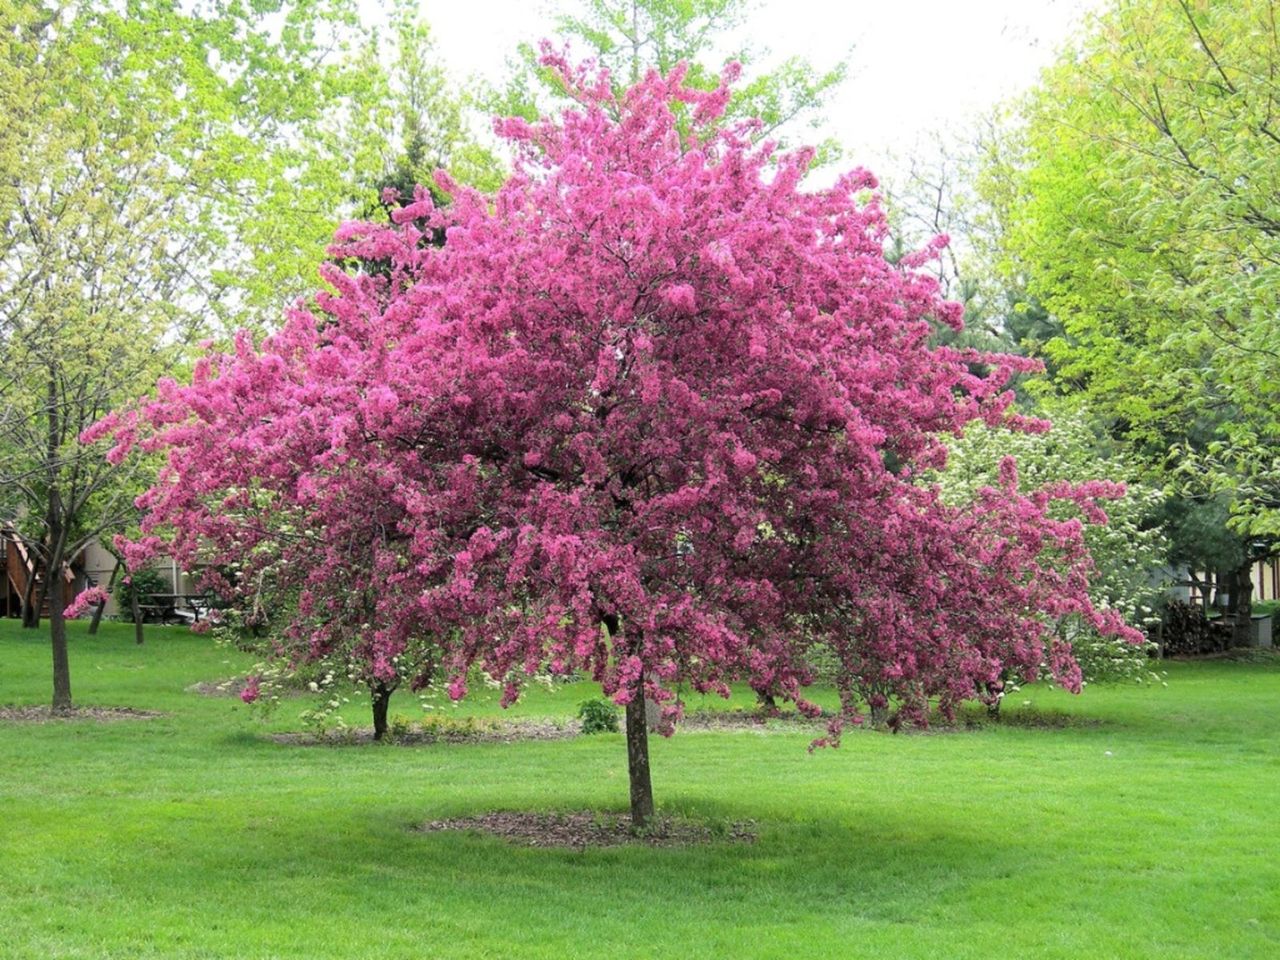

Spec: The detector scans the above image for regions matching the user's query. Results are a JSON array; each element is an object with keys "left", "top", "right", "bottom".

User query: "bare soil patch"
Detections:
[
  {"left": 0, "top": 705, "right": 162, "bottom": 724},
  {"left": 270, "top": 716, "right": 580, "bottom": 747},
  {"left": 419, "top": 810, "right": 757, "bottom": 849}
]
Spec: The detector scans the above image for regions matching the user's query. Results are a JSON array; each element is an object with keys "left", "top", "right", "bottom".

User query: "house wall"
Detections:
[
  {"left": 79, "top": 543, "right": 196, "bottom": 618},
  {"left": 1253, "top": 557, "right": 1280, "bottom": 604}
]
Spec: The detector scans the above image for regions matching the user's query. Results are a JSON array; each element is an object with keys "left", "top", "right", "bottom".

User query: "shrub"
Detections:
[
  {"left": 577, "top": 698, "right": 620, "bottom": 734},
  {"left": 387, "top": 714, "right": 415, "bottom": 741}
]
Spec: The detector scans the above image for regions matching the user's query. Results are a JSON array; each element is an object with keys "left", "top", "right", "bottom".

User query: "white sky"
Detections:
[{"left": 421, "top": 0, "right": 1098, "bottom": 182}]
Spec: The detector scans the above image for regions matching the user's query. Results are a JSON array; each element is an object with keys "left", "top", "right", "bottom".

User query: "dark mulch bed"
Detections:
[
  {"left": 681, "top": 706, "right": 1101, "bottom": 734},
  {"left": 270, "top": 716, "right": 581, "bottom": 747},
  {"left": 0, "top": 705, "right": 162, "bottom": 724},
  {"left": 912, "top": 709, "right": 1103, "bottom": 733},
  {"left": 679, "top": 709, "right": 825, "bottom": 732},
  {"left": 419, "top": 810, "right": 757, "bottom": 849}
]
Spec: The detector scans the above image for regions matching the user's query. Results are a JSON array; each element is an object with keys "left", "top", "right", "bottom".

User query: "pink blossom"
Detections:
[
  {"left": 63, "top": 587, "right": 109, "bottom": 620},
  {"left": 662, "top": 283, "right": 697, "bottom": 314}
]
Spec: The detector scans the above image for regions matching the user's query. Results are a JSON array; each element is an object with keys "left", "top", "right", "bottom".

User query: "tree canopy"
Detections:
[
  {"left": 994, "top": 0, "right": 1280, "bottom": 542},
  {"left": 103, "top": 58, "right": 1141, "bottom": 824}
]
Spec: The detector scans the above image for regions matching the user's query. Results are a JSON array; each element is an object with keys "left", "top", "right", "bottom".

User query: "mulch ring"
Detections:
[
  {"left": 419, "top": 810, "right": 757, "bottom": 849},
  {"left": 0, "top": 705, "right": 162, "bottom": 724},
  {"left": 270, "top": 716, "right": 581, "bottom": 747}
]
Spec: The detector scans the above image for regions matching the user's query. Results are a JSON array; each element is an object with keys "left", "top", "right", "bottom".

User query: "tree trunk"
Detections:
[
  {"left": 985, "top": 672, "right": 1007, "bottom": 720},
  {"left": 88, "top": 598, "right": 107, "bottom": 635},
  {"left": 1234, "top": 558, "right": 1254, "bottom": 649},
  {"left": 44, "top": 371, "right": 71, "bottom": 711},
  {"left": 21, "top": 565, "right": 39, "bottom": 629},
  {"left": 1217, "top": 567, "right": 1234, "bottom": 613},
  {"left": 130, "top": 587, "right": 144, "bottom": 645},
  {"left": 753, "top": 686, "right": 779, "bottom": 716},
  {"left": 371, "top": 680, "right": 393, "bottom": 741},
  {"left": 603, "top": 613, "right": 655, "bottom": 828},
  {"left": 49, "top": 561, "right": 72, "bottom": 712},
  {"left": 624, "top": 680, "right": 655, "bottom": 829}
]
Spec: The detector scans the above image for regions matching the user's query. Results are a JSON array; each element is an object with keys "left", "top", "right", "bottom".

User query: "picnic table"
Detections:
[{"left": 140, "top": 593, "right": 215, "bottom": 624}]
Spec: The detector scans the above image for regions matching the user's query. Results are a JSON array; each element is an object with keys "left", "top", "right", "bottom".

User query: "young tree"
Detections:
[
  {"left": 104, "top": 60, "right": 1140, "bottom": 825},
  {"left": 0, "top": 2, "right": 201, "bottom": 709}
]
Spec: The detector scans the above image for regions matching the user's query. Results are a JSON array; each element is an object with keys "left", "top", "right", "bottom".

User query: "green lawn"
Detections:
[{"left": 1, "top": 620, "right": 1278, "bottom": 959}]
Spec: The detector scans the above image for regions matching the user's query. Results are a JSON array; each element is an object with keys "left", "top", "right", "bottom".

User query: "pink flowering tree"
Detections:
[
  {"left": 91, "top": 313, "right": 445, "bottom": 739},
  {"left": 96, "top": 56, "right": 1141, "bottom": 826}
]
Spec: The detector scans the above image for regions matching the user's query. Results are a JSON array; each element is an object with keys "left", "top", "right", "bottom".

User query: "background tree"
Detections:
[
  {"left": 497, "top": 0, "right": 847, "bottom": 159},
  {"left": 985, "top": 0, "right": 1280, "bottom": 643},
  {"left": 363, "top": 1, "right": 505, "bottom": 225},
  {"left": 108, "top": 60, "right": 1141, "bottom": 826},
  {"left": 883, "top": 119, "right": 1066, "bottom": 365},
  {"left": 0, "top": 1, "right": 202, "bottom": 709},
  {"left": 0, "top": 0, "right": 458, "bottom": 710}
]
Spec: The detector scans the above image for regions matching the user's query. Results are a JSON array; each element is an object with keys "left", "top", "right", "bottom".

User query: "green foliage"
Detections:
[
  {"left": 419, "top": 713, "right": 483, "bottom": 740},
  {"left": 387, "top": 713, "right": 415, "bottom": 740},
  {"left": 990, "top": 0, "right": 1280, "bottom": 543},
  {"left": 362, "top": 0, "right": 504, "bottom": 218},
  {"left": 576, "top": 697, "right": 620, "bottom": 734}
]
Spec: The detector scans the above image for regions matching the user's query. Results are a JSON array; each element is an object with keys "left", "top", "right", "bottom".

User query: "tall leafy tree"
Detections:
[
  {"left": 0, "top": 0, "right": 461, "bottom": 710},
  {"left": 0, "top": 0, "right": 197, "bottom": 708},
  {"left": 988, "top": 0, "right": 1280, "bottom": 643}
]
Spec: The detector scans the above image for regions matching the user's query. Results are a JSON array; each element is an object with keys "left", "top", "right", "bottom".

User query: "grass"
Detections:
[{"left": 1, "top": 620, "right": 1278, "bottom": 959}]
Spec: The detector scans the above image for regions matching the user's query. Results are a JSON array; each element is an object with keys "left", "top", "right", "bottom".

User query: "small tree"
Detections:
[{"left": 105, "top": 61, "right": 1140, "bottom": 826}]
